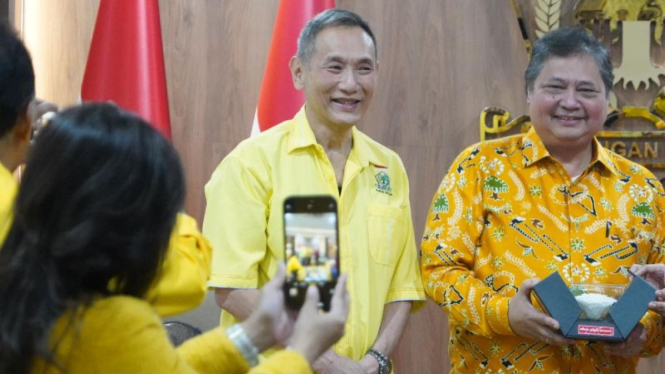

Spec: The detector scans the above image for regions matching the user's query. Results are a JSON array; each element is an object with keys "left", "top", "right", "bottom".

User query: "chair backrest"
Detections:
[{"left": 163, "top": 321, "right": 202, "bottom": 347}]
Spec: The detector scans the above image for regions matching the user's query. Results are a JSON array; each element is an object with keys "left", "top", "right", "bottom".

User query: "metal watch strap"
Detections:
[{"left": 366, "top": 348, "right": 392, "bottom": 374}]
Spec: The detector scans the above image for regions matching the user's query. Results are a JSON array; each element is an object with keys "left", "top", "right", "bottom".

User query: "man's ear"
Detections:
[
  {"left": 13, "top": 111, "right": 31, "bottom": 144},
  {"left": 290, "top": 56, "right": 306, "bottom": 90}
]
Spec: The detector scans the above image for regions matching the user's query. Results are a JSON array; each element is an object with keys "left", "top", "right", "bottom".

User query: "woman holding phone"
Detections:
[{"left": 0, "top": 103, "right": 349, "bottom": 374}]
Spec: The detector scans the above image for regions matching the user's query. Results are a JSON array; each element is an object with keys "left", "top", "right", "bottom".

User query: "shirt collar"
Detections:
[
  {"left": 287, "top": 106, "right": 378, "bottom": 168},
  {"left": 521, "top": 127, "right": 551, "bottom": 167},
  {"left": 591, "top": 138, "right": 618, "bottom": 175},
  {"left": 521, "top": 127, "right": 616, "bottom": 175},
  {"left": 287, "top": 106, "right": 318, "bottom": 152}
]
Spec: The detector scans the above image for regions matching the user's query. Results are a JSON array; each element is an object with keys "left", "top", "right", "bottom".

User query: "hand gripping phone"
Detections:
[{"left": 283, "top": 195, "right": 339, "bottom": 311}]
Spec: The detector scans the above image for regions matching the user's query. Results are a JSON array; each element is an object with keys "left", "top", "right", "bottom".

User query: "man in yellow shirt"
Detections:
[
  {"left": 0, "top": 23, "right": 209, "bottom": 318},
  {"left": 422, "top": 28, "right": 664, "bottom": 373},
  {"left": 204, "top": 9, "right": 425, "bottom": 374}
]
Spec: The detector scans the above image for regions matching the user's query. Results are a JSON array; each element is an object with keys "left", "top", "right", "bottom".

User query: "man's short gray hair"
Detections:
[
  {"left": 296, "top": 9, "right": 377, "bottom": 65},
  {"left": 525, "top": 27, "right": 613, "bottom": 95}
]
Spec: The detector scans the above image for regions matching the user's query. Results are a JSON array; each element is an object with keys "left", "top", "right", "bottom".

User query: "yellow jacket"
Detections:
[{"left": 32, "top": 296, "right": 311, "bottom": 374}]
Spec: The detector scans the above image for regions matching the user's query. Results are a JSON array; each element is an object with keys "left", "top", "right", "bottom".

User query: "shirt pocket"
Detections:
[{"left": 367, "top": 204, "right": 404, "bottom": 267}]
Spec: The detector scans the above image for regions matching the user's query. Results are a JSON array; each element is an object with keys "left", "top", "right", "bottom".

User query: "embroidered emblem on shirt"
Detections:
[{"left": 374, "top": 171, "right": 392, "bottom": 195}]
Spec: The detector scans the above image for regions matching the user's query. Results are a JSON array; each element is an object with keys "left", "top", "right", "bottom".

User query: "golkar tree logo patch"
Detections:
[{"left": 375, "top": 171, "right": 392, "bottom": 195}]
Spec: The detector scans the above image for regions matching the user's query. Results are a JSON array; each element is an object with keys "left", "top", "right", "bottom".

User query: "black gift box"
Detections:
[{"left": 532, "top": 271, "right": 656, "bottom": 341}]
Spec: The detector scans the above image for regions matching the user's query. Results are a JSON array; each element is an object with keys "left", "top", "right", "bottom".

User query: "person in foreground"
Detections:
[
  {"left": 0, "top": 103, "right": 349, "bottom": 374},
  {"left": 204, "top": 9, "right": 425, "bottom": 374},
  {"left": 421, "top": 27, "right": 665, "bottom": 373},
  {"left": 0, "top": 21, "right": 210, "bottom": 318}
]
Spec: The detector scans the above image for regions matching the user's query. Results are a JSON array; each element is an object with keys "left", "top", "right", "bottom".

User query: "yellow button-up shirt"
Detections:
[
  {"left": 204, "top": 107, "right": 425, "bottom": 360},
  {"left": 0, "top": 163, "right": 211, "bottom": 318},
  {"left": 0, "top": 162, "right": 18, "bottom": 244},
  {"left": 422, "top": 128, "right": 664, "bottom": 373}
]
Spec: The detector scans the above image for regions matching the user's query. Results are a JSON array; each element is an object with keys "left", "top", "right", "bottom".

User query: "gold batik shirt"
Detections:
[{"left": 421, "top": 128, "right": 664, "bottom": 374}]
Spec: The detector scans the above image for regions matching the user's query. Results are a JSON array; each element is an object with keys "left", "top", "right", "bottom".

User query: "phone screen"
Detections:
[{"left": 284, "top": 196, "right": 339, "bottom": 311}]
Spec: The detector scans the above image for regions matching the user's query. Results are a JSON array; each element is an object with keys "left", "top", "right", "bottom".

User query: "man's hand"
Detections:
[
  {"left": 312, "top": 346, "right": 382, "bottom": 374},
  {"left": 27, "top": 98, "right": 57, "bottom": 136},
  {"left": 359, "top": 354, "right": 380, "bottom": 374},
  {"left": 604, "top": 323, "right": 647, "bottom": 358},
  {"left": 313, "top": 352, "right": 366, "bottom": 374},
  {"left": 650, "top": 289, "right": 665, "bottom": 315},
  {"left": 631, "top": 264, "right": 665, "bottom": 290},
  {"left": 508, "top": 279, "right": 574, "bottom": 346},
  {"left": 631, "top": 264, "right": 665, "bottom": 316}
]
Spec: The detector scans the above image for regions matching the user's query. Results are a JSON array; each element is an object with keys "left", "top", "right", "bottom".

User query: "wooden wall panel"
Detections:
[
  {"left": 16, "top": 0, "right": 665, "bottom": 373},
  {"left": 336, "top": 1, "right": 529, "bottom": 370},
  {"left": 21, "top": 0, "right": 99, "bottom": 106},
  {"left": 159, "top": 0, "right": 279, "bottom": 220}
]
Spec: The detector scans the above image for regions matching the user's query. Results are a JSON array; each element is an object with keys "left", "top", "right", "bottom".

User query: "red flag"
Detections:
[
  {"left": 253, "top": 0, "right": 335, "bottom": 134},
  {"left": 81, "top": 0, "right": 172, "bottom": 139}
]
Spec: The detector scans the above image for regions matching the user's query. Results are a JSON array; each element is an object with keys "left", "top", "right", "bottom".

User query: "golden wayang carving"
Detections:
[
  {"left": 535, "top": 0, "right": 561, "bottom": 37},
  {"left": 491, "top": 0, "right": 665, "bottom": 179}
]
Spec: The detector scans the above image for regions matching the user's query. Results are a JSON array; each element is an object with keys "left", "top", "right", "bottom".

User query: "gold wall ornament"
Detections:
[
  {"left": 535, "top": 0, "right": 562, "bottom": 37},
  {"left": 597, "top": 0, "right": 665, "bottom": 44},
  {"left": 512, "top": 0, "right": 665, "bottom": 103},
  {"left": 614, "top": 21, "right": 665, "bottom": 90},
  {"left": 496, "top": 0, "right": 665, "bottom": 178},
  {"left": 509, "top": 0, "right": 534, "bottom": 57}
]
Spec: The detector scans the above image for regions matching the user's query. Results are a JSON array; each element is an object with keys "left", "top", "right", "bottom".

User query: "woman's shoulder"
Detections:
[
  {"left": 43, "top": 295, "right": 171, "bottom": 373},
  {"left": 81, "top": 295, "right": 161, "bottom": 330}
]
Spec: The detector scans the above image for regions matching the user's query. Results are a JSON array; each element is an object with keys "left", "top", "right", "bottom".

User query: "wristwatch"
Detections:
[{"left": 366, "top": 348, "right": 392, "bottom": 374}]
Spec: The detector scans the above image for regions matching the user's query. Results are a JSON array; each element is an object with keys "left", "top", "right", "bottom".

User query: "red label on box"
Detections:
[{"left": 577, "top": 325, "right": 615, "bottom": 336}]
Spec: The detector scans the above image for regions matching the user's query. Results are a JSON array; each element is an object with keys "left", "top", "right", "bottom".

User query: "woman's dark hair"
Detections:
[
  {"left": 0, "top": 21, "right": 35, "bottom": 138},
  {"left": 0, "top": 103, "right": 185, "bottom": 373}
]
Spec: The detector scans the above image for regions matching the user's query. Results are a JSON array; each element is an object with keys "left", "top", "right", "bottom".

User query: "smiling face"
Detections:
[
  {"left": 527, "top": 54, "right": 609, "bottom": 153},
  {"left": 291, "top": 26, "right": 377, "bottom": 131}
]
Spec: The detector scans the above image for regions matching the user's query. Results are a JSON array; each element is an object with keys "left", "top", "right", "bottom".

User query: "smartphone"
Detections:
[{"left": 283, "top": 195, "right": 339, "bottom": 311}]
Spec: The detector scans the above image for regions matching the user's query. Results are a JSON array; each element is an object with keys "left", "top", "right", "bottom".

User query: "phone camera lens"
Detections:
[
  {"left": 285, "top": 204, "right": 292, "bottom": 211},
  {"left": 307, "top": 203, "right": 313, "bottom": 210}
]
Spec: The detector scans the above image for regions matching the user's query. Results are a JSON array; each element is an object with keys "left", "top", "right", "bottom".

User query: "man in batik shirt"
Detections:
[{"left": 422, "top": 27, "right": 664, "bottom": 373}]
